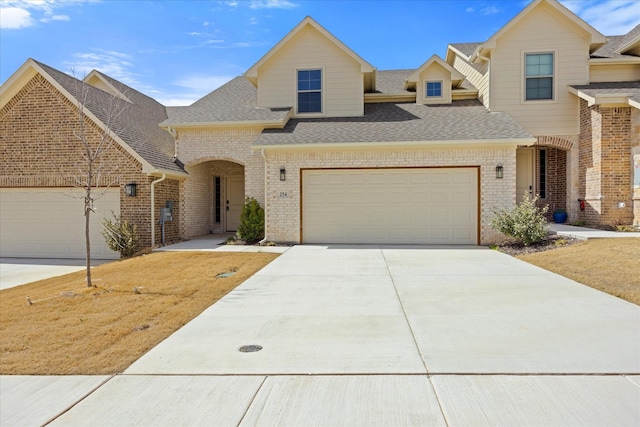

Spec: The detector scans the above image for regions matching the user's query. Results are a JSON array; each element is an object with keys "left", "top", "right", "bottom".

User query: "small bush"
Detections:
[
  {"left": 490, "top": 192, "right": 549, "bottom": 246},
  {"left": 102, "top": 213, "right": 139, "bottom": 258},
  {"left": 237, "top": 197, "right": 264, "bottom": 243}
]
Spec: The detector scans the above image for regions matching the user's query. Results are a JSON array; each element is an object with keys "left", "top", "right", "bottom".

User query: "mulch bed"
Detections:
[{"left": 492, "top": 234, "right": 581, "bottom": 256}]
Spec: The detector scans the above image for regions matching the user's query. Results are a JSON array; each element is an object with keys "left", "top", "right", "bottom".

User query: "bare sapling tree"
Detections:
[{"left": 68, "top": 73, "right": 128, "bottom": 287}]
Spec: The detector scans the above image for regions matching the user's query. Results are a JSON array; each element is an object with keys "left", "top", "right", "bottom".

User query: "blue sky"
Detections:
[{"left": 1, "top": 0, "right": 638, "bottom": 105}]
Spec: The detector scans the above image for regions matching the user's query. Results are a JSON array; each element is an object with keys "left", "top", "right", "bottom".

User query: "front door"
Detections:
[
  {"left": 516, "top": 148, "right": 534, "bottom": 204},
  {"left": 225, "top": 176, "right": 244, "bottom": 231}
]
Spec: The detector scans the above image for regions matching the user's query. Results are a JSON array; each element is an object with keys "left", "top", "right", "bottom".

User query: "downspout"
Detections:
[
  {"left": 150, "top": 173, "right": 166, "bottom": 247},
  {"left": 259, "top": 149, "right": 268, "bottom": 245}
]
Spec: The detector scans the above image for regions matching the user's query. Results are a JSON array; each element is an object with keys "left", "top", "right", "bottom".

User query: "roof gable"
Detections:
[
  {"left": 478, "top": 0, "right": 606, "bottom": 56},
  {"left": 615, "top": 24, "right": 640, "bottom": 56},
  {"left": 84, "top": 70, "right": 132, "bottom": 103},
  {"left": 244, "top": 16, "right": 375, "bottom": 81},
  {"left": 406, "top": 55, "right": 464, "bottom": 88},
  {"left": 1, "top": 59, "right": 185, "bottom": 177}
]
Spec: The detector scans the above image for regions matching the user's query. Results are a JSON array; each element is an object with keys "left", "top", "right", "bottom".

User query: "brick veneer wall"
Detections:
[
  {"left": 534, "top": 147, "right": 567, "bottom": 217},
  {"left": 632, "top": 108, "right": 640, "bottom": 226},
  {"left": 263, "top": 146, "right": 517, "bottom": 245},
  {"left": 578, "top": 99, "right": 633, "bottom": 225},
  {"left": 175, "top": 128, "right": 264, "bottom": 238},
  {"left": 181, "top": 160, "right": 244, "bottom": 237},
  {"left": 0, "top": 73, "right": 179, "bottom": 250}
]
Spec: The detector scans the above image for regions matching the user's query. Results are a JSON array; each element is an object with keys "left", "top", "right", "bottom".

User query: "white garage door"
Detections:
[
  {"left": 0, "top": 188, "right": 120, "bottom": 259},
  {"left": 302, "top": 168, "right": 478, "bottom": 244}
]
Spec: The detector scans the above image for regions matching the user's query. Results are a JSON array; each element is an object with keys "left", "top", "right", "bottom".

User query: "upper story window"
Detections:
[
  {"left": 425, "top": 81, "right": 443, "bottom": 98},
  {"left": 525, "top": 53, "right": 553, "bottom": 101},
  {"left": 297, "top": 69, "right": 322, "bottom": 113}
]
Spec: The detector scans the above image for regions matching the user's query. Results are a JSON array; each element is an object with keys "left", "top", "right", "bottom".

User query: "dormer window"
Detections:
[
  {"left": 297, "top": 69, "right": 322, "bottom": 113},
  {"left": 426, "top": 81, "right": 443, "bottom": 98},
  {"left": 525, "top": 53, "right": 554, "bottom": 100}
]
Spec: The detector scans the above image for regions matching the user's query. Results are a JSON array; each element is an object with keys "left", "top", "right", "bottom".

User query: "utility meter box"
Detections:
[{"left": 160, "top": 207, "right": 173, "bottom": 223}]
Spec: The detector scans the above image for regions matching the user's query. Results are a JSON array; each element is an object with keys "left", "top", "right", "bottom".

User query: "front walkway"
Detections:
[
  {"left": 549, "top": 223, "right": 640, "bottom": 239},
  {"left": 4, "top": 245, "right": 638, "bottom": 426}
]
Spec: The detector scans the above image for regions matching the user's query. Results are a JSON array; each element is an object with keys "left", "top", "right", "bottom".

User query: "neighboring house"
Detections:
[
  {"left": 0, "top": 60, "right": 186, "bottom": 259},
  {"left": 446, "top": 0, "right": 640, "bottom": 226},
  {"left": 1, "top": 0, "right": 638, "bottom": 257}
]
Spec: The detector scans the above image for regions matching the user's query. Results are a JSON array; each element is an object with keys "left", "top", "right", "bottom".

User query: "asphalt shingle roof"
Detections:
[
  {"left": 35, "top": 61, "right": 184, "bottom": 174},
  {"left": 591, "top": 25, "right": 640, "bottom": 59},
  {"left": 254, "top": 100, "right": 532, "bottom": 146},
  {"left": 373, "top": 69, "right": 414, "bottom": 94},
  {"left": 162, "top": 77, "right": 291, "bottom": 125},
  {"left": 449, "top": 42, "right": 483, "bottom": 58},
  {"left": 571, "top": 81, "right": 640, "bottom": 105}
]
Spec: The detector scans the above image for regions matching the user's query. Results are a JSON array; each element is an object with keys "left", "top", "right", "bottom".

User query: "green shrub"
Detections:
[
  {"left": 102, "top": 213, "right": 139, "bottom": 258},
  {"left": 237, "top": 197, "right": 264, "bottom": 243},
  {"left": 490, "top": 193, "right": 549, "bottom": 246}
]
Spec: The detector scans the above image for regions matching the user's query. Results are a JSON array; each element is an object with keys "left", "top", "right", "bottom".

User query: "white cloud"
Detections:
[
  {"left": 0, "top": 7, "right": 33, "bottom": 29},
  {"left": 156, "top": 74, "right": 236, "bottom": 106},
  {"left": 0, "top": 0, "right": 90, "bottom": 29},
  {"left": 561, "top": 0, "right": 640, "bottom": 35},
  {"left": 174, "top": 74, "right": 235, "bottom": 91},
  {"left": 480, "top": 6, "right": 501, "bottom": 16},
  {"left": 465, "top": 7, "right": 475, "bottom": 13},
  {"left": 248, "top": 0, "right": 297, "bottom": 10},
  {"left": 64, "top": 50, "right": 138, "bottom": 84}
]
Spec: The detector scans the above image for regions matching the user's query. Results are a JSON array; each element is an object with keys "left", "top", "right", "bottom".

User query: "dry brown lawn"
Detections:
[
  {"left": 517, "top": 238, "right": 640, "bottom": 305},
  {"left": 0, "top": 251, "right": 278, "bottom": 375}
]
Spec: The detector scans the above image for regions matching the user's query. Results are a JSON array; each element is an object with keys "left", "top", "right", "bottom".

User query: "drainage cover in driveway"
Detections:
[{"left": 239, "top": 345, "right": 263, "bottom": 353}]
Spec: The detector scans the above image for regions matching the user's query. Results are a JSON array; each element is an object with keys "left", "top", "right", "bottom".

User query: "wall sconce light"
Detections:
[
  {"left": 496, "top": 164, "right": 504, "bottom": 179},
  {"left": 280, "top": 167, "right": 286, "bottom": 181},
  {"left": 125, "top": 183, "right": 137, "bottom": 197}
]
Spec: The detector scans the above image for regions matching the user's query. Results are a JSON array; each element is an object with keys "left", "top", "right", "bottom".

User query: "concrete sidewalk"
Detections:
[
  {"left": 549, "top": 223, "right": 640, "bottom": 239},
  {"left": 2, "top": 246, "right": 639, "bottom": 426}
]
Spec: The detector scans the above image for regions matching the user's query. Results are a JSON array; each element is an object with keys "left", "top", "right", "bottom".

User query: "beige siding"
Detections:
[
  {"left": 453, "top": 55, "right": 490, "bottom": 108},
  {"left": 490, "top": 2, "right": 590, "bottom": 135},
  {"left": 256, "top": 25, "right": 364, "bottom": 117},
  {"left": 416, "top": 64, "right": 451, "bottom": 104},
  {"left": 589, "top": 64, "right": 640, "bottom": 83}
]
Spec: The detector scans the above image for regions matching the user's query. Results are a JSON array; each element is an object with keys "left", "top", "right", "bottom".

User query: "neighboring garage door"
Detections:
[
  {"left": 302, "top": 168, "right": 478, "bottom": 244},
  {"left": 0, "top": 188, "right": 120, "bottom": 259}
]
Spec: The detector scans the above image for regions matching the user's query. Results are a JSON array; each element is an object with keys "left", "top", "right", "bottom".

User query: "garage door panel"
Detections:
[
  {"left": 303, "top": 168, "right": 478, "bottom": 245},
  {"left": 0, "top": 188, "right": 120, "bottom": 259}
]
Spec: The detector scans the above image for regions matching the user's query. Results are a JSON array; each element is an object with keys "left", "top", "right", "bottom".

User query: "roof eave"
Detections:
[
  {"left": 253, "top": 138, "right": 535, "bottom": 151},
  {"left": 145, "top": 168, "right": 189, "bottom": 179},
  {"left": 160, "top": 117, "right": 291, "bottom": 131},
  {"left": 589, "top": 57, "right": 640, "bottom": 65},
  {"left": 569, "top": 86, "right": 635, "bottom": 107}
]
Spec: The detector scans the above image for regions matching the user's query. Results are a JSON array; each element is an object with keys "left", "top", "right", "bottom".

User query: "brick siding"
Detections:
[
  {"left": 578, "top": 99, "right": 634, "bottom": 225},
  {"left": 0, "top": 73, "right": 180, "bottom": 250},
  {"left": 263, "top": 146, "right": 517, "bottom": 245},
  {"left": 175, "top": 128, "right": 264, "bottom": 238}
]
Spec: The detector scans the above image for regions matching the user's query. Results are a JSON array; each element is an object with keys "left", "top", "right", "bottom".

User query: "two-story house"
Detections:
[
  {"left": 1, "top": 0, "right": 638, "bottom": 258},
  {"left": 446, "top": 0, "right": 640, "bottom": 228}
]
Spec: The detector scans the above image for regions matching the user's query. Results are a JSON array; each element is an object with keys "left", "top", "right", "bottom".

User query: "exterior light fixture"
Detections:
[
  {"left": 496, "top": 164, "right": 504, "bottom": 179},
  {"left": 125, "top": 183, "right": 137, "bottom": 197},
  {"left": 280, "top": 167, "right": 286, "bottom": 181}
]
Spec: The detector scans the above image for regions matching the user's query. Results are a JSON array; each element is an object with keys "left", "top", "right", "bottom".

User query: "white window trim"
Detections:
[
  {"left": 295, "top": 67, "right": 325, "bottom": 117},
  {"left": 425, "top": 80, "right": 444, "bottom": 99},
  {"left": 521, "top": 50, "right": 557, "bottom": 104}
]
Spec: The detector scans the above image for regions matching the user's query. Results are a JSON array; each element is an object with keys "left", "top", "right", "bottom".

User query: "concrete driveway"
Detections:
[
  {"left": 2, "top": 245, "right": 639, "bottom": 426},
  {"left": 0, "top": 258, "right": 111, "bottom": 290}
]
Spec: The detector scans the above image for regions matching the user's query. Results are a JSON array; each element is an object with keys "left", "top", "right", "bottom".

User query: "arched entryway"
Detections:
[
  {"left": 181, "top": 159, "right": 245, "bottom": 238},
  {"left": 517, "top": 136, "right": 573, "bottom": 219}
]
